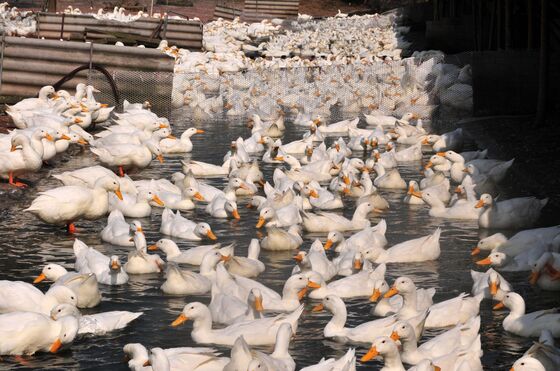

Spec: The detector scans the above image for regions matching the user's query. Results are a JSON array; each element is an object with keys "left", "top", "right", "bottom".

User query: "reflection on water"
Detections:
[{"left": 0, "top": 109, "right": 558, "bottom": 370}]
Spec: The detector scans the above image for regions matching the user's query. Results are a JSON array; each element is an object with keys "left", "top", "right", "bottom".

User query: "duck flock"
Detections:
[{"left": 0, "top": 8, "right": 559, "bottom": 371}]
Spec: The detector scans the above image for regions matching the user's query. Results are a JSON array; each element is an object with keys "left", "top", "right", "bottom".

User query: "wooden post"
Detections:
[
  {"left": 528, "top": 0, "right": 533, "bottom": 49},
  {"left": 433, "top": 0, "right": 438, "bottom": 21},
  {"left": 47, "top": 0, "right": 57, "bottom": 13},
  {"left": 488, "top": 0, "right": 496, "bottom": 50},
  {"left": 536, "top": 0, "right": 548, "bottom": 126},
  {"left": 505, "top": 0, "right": 511, "bottom": 49}
]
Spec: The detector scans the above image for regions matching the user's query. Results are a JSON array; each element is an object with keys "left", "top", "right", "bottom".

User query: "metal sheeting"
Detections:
[
  {"left": 214, "top": 4, "right": 243, "bottom": 21},
  {"left": 0, "top": 36, "right": 174, "bottom": 113},
  {"left": 36, "top": 13, "right": 203, "bottom": 50},
  {"left": 243, "top": 0, "right": 300, "bottom": 22}
]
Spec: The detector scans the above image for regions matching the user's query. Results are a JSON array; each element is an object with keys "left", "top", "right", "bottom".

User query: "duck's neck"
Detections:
[
  {"left": 400, "top": 335, "right": 419, "bottom": 356},
  {"left": 30, "top": 134, "right": 45, "bottom": 158},
  {"left": 375, "top": 165, "right": 386, "bottom": 176},
  {"left": 271, "top": 330, "right": 291, "bottom": 358},
  {"left": 352, "top": 206, "right": 369, "bottom": 222},
  {"left": 381, "top": 349, "right": 405, "bottom": 371},
  {"left": 89, "top": 188, "right": 110, "bottom": 216},
  {"left": 362, "top": 177, "right": 374, "bottom": 195},
  {"left": 327, "top": 303, "right": 347, "bottom": 329},
  {"left": 247, "top": 240, "right": 260, "bottom": 260},
  {"left": 199, "top": 260, "right": 216, "bottom": 276},
  {"left": 400, "top": 290, "right": 418, "bottom": 312},
  {"left": 163, "top": 244, "right": 181, "bottom": 258},
  {"left": 192, "top": 310, "right": 213, "bottom": 333},
  {"left": 134, "top": 233, "right": 147, "bottom": 253},
  {"left": 508, "top": 301, "right": 526, "bottom": 317}
]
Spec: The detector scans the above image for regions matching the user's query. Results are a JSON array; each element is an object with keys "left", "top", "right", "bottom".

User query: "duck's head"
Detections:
[
  {"left": 390, "top": 321, "right": 416, "bottom": 342},
  {"left": 44, "top": 285, "right": 76, "bottom": 306},
  {"left": 130, "top": 220, "right": 143, "bottom": 234},
  {"left": 94, "top": 177, "right": 123, "bottom": 200},
  {"left": 183, "top": 186, "right": 204, "bottom": 201},
  {"left": 34, "top": 263, "right": 68, "bottom": 283},
  {"left": 324, "top": 231, "right": 343, "bottom": 250},
  {"left": 138, "top": 190, "right": 164, "bottom": 207},
  {"left": 51, "top": 315, "right": 79, "bottom": 353},
  {"left": 475, "top": 193, "right": 493, "bottom": 208},
  {"left": 225, "top": 200, "right": 240, "bottom": 220},
  {"left": 407, "top": 180, "right": 422, "bottom": 198},
  {"left": 385, "top": 276, "right": 416, "bottom": 298},
  {"left": 529, "top": 252, "right": 554, "bottom": 285},
  {"left": 50, "top": 303, "right": 80, "bottom": 321},
  {"left": 171, "top": 302, "right": 208, "bottom": 326},
  {"left": 256, "top": 207, "right": 275, "bottom": 228},
  {"left": 148, "top": 239, "right": 177, "bottom": 253},
  {"left": 476, "top": 251, "right": 507, "bottom": 267},
  {"left": 195, "top": 223, "right": 217, "bottom": 240},
  {"left": 442, "top": 150, "right": 463, "bottom": 163},
  {"left": 369, "top": 279, "right": 389, "bottom": 302},
  {"left": 510, "top": 356, "right": 546, "bottom": 371},
  {"left": 146, "top": 142, "right": 164, "bottom": 163},
  {"left": 146, "top": 348, "right": 169, "bottom": 370},
  {"left": 248, "top": 288, "right": 264, "bottom": 312},
  {"left": 9, "top": 134, "right": 29, "bottom": 151},
  {"left": 314, "top": 294, "right": 344, "bottom": 314},
  {"left": 361, "top": 336, "right": 398, "bottom": 362},
  {"left": 488, "top": 270, "right": 503, "bottom": 296},
  {"left": 494, "top": 291, "right": 523, "bottom": 311},
  {"left": 109, "top": 255, "right": 122, "bottom": 271},
  {"left": 472, "top": 233, "right": 507, "bottom": 256},
  {"left": 248, "top": 359, "right": 268, "bottom": 371}
]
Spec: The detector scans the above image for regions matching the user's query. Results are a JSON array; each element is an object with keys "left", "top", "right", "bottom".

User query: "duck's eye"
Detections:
[
  {"left": 190, "top": 306, "right": 194, "bottom": 310},
  {"left": 47, "top": 267, "right": 51, "bottom": 270},
  {"left": 382, "top": 340, "right": 386, "bottom": 343},
  {"left": 58, "top": 309, "right": 62, "bottom": 312},
  {"left": 521, "top": 363, "right": 524, "bottom": 366},
  {"left": 71, "top": 296, "right": 75, "bottom": 300}
]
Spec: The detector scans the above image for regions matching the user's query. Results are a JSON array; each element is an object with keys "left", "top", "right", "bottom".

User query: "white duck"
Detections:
[
  {"left": 170, "top": 302, "right": 304, "bottom": 346},
  {"left": 50, "top": 303, "right": 142, "bottom": 335},
  {"left": 529, "top": 252, "right": 560, "bottom": 291},
  {"left": 385, "top": 277, "right": 483, "bottom": 328},
  {"left": 374, "top": 229, "right": 441, "bottom": 263},
  {"left": 159, "top": 127, "right": 204, "bottom": 153},
  {"left": 390, "top": 316, "right": 480, "bottom": 365},
  {"left": 25, "top": 176, "right": 123, "bottom": 233},
  {"left": 472, "top": 225, "right": 560, "bottom": 256},
  {"left": 373, "top": 163, "right": 407, "bottom": 189},
  {"left": 494, "top": 291, "right": 560, "bottom": 337},
  {"left": 225, "top": 240, "right": 266, "bottom": 278},
  {"left": 73, "top": 239, "right": 129, "bottom": 285},
  {"left": 308, "top": 264, "right": 387, "bottom": 300},
  {"left": 100, "top": 210, "right": 134, "bottom": 246},
  {"left": 0, "top": 281, "right": 77, "bottom": 315},
  {"left": 256, "top": 205, "right": 302, "bottom": 228},
  {"left": 302, "top": 202, "right": 375, "bottom": 232},
  {"left": 33, "top": 263, "right": 101, "bottom": 308},
  {"left": 476, "top": 194, "right": 548, "bottom": 229},
  {"left": 470, "top": 268, "right": 512, "bottom": 300},
  {"left": 261, "top": 226, "right": 303, "bottom": 251},
  {"left": 0, "top": 311, "right": 78, "bottom": 355},
  {"left": 160, "top": 208, "right": 217, "bottom": 241},
  {"left": 149, "top": 239, "right": 221, "bottom": 265},
  {"left": 160, "top": 263, "right": 212, "bottom": 296}
]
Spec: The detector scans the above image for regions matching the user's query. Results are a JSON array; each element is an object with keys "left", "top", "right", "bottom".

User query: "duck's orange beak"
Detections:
[
  {"left": 152, "top": 195, "right": 164, "bottom": 206},
  {"left": 324, "top": 239, "right": 333, "bottom": 250},
  {"left": 471, "top": 247, "right": 481, "bottom": 256},
  {"left": 384, "top": 287, "right": 398, "bottom": 298},
  {"left": 206, "top": 230, "right": 217, "bottom": 240},
  {"left": 256, "top": 217, "right": 266, "bottom": 228},
  {"left": 254, "top": 296, "right": 264, "bottom": 312},
  {"left": 49, "top": 338, "right": 62, "bottom": 353},
  {"left": 529, "top": 271, "right": 540, "bottom": 285},
  {"left": 148, "top": 245, "right": 158, "bottom": 251},
  {"left": 493, "top": 302, "right": 505, "bottom": 310},
  {"left": 489, "top": 281, "right": 499, "bottom": 295},
  {"left": 369, "top": 288, "right": 381, "bottom": 302},
  {"left": 33, "top": 273, "right": 47, "bottom": 284},
  {"left": 476, "top": 257, "right": 492, "bottom": 266},
  {"left": 308, "top": 281, "right": 321, "bottom": 289},
  {"left": 475, "top": 199, "right": 485, "bottom": 208},
  {"left": 360, "top": 346, "right": 379, "bottom": 362},
  {"left": 232, "top": 209, "right": 240, "bottom": 220},
  {"left": 390, "top": 331, "right": 400, "bottom": 341},
  {"left": 196, "top": 129, "right": 205, "bottom": 134},
  {"left": 312, "top": 303, "right": 324, "bottom": 312},
  {"left": 114, "top": 189, "right": 123, "bottom": 200},
  {"left": 171, "top": 313, "right": 188, "bottom": 327}
]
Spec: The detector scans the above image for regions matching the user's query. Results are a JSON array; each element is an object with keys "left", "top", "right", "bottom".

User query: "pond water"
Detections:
[{"left": 0, "top": 109, "right": 557, "bottom": 370}]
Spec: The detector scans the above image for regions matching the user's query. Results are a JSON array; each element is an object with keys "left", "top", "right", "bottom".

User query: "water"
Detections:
[{"left": 0, "top": 109, "right": 558, "bottom": 370}]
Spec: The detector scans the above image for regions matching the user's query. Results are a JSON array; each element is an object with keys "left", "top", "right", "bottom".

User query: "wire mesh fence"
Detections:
[{"left": 169, "top": 54, "right": 473, "bottom": 131}]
